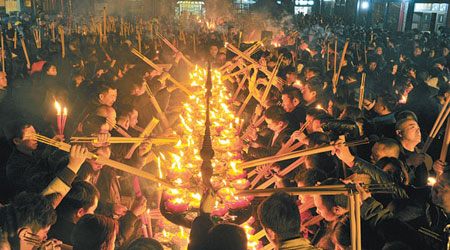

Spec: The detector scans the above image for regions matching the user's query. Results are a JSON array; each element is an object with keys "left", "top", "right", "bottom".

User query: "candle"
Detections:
[
  {"left": 55, "top": 101, "right": 62, "bottom": 135},
  {"left": 62, "top": 107, "right": 67, "bottom": 135}
]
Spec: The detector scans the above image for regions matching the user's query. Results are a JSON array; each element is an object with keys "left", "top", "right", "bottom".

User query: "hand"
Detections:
[
  {"left": 255, "top": 104, "right": 264, "bottom": 117},
  {"left": 405, "top": 153, "right": 425, "bottom": 168},
  {"left": 200, "top": 189, "right": 216, "bottom": 214},
  {"left": 130, "top": 196, "right": 147, "bottom": 217},
  {"left": 354, "top": 182, "right": 371, "bottom": 202},
  {"left": 159, "top": 72, "right": 170, "bottom": 82},
  {"left": 39, "top": 239, "right": 62, "bottom": 250},
  {"left": 67, "top": 145, "right": 89, "bottom": 172},
  {"left": 332, "top": 139, "right": 355, "bottom": 167},
  {"left": 291, "top": 130, "right": 306, "bottom": 142},
  {"left": 433, "top": 159, "right": 447, "bottom": 176},
  {"left": 96, "top": 133, "right": 110, "bottom": 144},
  {"left": 113, "top": 203, "right": 128, "bottom": 217},
  {"left": 150, "top": 69, "right": 162, "bottom": 78},
  {"left": 52, "top": 134, "right": 65, "bottom": 142},
  {"left": 135, "top": 139, "right": 152, "bottom": 168}
]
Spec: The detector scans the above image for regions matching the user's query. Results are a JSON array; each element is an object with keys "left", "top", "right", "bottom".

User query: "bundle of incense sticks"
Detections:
[
  {"left": 144, "top": 82, "right": 170, "bottom": 128},
  {"left": 225, "top": 42, "right": 285, "bottom": 86},
  {"left": 237, "top": 139, "right": 370, "bottom": 170},
  {"left": 157, "top": 32, "right": 194, "bottom": 68},
  {"left": 26, "top": 133, "right": 175, "bottom": 188},
  {"left": 70, "top": 137, "right": 178, "bottom": 144},
  {"left": 261, "top": 54, "right": 283, "bottom": 103},
  {"left": 131, "top": 48, "right": 192, "bottom": 95},
  {"left": 237, "top": 183, "right": 396, "bottom": 196},
  {"left": 422, "top": 97, "right": 450, "bottom": 152}
]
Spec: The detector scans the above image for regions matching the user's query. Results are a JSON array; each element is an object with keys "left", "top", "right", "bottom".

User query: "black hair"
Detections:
[
  {"left": 206, "top": 223, "right": 247, "bottom": 250},
  {"left": 72, "top": 214, "right": 117, "bottom": 250},
  {"left": 257, "top": 192, "right": 301, "bottom": 241},
  {"left": 305, "top": 153, "right": 336, "bottom": 175},
  {"left": 295, "top": 168, "right": 327, "bottom": 186},
  {"left": 318, "top": 178, "right": 348, "bottom": 211},
  {"left": 116, "top": 104, "right": 137, "bottom": 120},
  {"left": 307, "top": 132, "right": 330, "bottom": 147},
  {"left": 376, "top": 157, "right": 409, "bottom": 185},
  {"left": 82, "top": 115, "right": 107, "bottom": 136},
  {"left": 282, "top": 85, "right": 302, "bottom": 101},
  {"left": 377, "top": 94, "right": 397, "bottom": 112},
  {"left": 395, "top": 110, "right": 417, "bottom": 122},
  {"left": 57, "top": 181, "right": 100, "bottom": 218},
  {"left": 4, "top": 120, "right": 33, "bottom": 146},
  {"left": 264, "top": 105, "right": 288, "bottom": 124},
  {"left": 127, "top": 238, "right": 164, "bottom": 250},
  {"left": 12, "top": 192, "right": 57, "bottom": 233}
]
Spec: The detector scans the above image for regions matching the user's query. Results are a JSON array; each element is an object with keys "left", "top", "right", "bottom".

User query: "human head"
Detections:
[
  {"left": 305, "top": 153, "right": 335, "bottom": 174},
  {"left": 370, "top": 138, "right": 401, "bottom": 163},
  {"left": 395, "top": 118, "right": 421, "bottom": 146},
  {"left": 305, "top": 108, "right": 331, "bottom": 134},
  {"left": 257, "top": 192, "right": 301, "bottom": 246},
  {"left": 42, "top": 62, "right": 57, "bottom": 76},
  {"left": 86, "top": 146, "right": 111, "bottom": 172},
  {"left": 96, "top": 83, "right": 117, "bottom": 107},
  {"left": 376, "top": 157, "right": 409, "bottom": 185},
  {"left": 72, "top": 214, "right": 117, "bottom": 250},
  {"left": 12, "top": 192, "right": 57, "bottom": 250},
  {"left": 56, "top": 181, "right": 100, "bottom": 224},
  {"left": 82, "top": 115, "right": 109, "bottom": 136},
  {"left": 395, "top": 110, "right": 418, "bottom": 122},
  {"left": 209, "top": 45, "right": 219, "bottom": 58},
  {"left": 206, "top": 223, "right": 247, "bottom": 250},
  {"left": 302, "top": 78, "right": 323, "bottom": 105},
  {"left": 264, "top": 106, "right": 289, "bottom": 132},
  {"left": 127, "top": 238, "right": 163, "bottom": 250},
  {"left": 307, "top": 132, "right": 330, "bottom": 148},
  {"left": 313, "top": 178, "right": 348, "bottom": 222},
  {"left": 6, "top": 120, "right": 38, "bottom": 155},
  {"left": 0, "top": 72, "right": 7, "bottom": 89},
  {"left": 281, "top": 86, "right": 302, "bottom": 113},
  {"left": 95, "top": 105, "right": 117, "bottom": 131},
  {"left": 431, "top": 170, "right": 450, "bottom": 213},
  {"left": 373, "top": 94, "right": 397, "bottom": 116},
  {"left": 295, "top": 168, "right": 327, "bottom": 204},
  {"left": 116, "top": 105, "right": 138, "bottom": 130}
]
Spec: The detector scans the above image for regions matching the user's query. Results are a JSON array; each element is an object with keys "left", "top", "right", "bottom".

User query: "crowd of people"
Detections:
[{"left": 0, "top": 8, "right": 449, "bottom": 250}]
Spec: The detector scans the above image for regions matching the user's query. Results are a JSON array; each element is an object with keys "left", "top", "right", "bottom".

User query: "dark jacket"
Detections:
[{"left": 361, "top": 197, "right": 438, "bottom": 250}]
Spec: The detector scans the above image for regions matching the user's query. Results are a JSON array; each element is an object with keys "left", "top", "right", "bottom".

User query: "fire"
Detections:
[
  {"left": 427, "top": 177, "right": 437, "bottom": 186},
  {"left": 157, "top": 65, "right": 252, "bottom": 248},
  {"left": 54, "top": 101, "right": 61, "bottom": 114},
  {"left": 399, "top": 95, "right": 408, "bottom": 104}
]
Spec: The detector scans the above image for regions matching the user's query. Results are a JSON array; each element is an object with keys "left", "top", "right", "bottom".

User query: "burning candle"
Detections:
[
  {"left": 55, "top": 101, "right": 62, "bottom": 135},
  {"left": 62, "top": 107, "right": 67, "bottom": 135}
]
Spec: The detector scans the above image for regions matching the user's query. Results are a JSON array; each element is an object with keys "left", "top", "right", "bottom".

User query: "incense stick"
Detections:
[{"left": 237, "top": 139, "right": 369, "bottom": 170}]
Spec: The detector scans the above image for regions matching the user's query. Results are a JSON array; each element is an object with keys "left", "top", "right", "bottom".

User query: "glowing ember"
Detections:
[
  {"left": 427, "top": 177, "right": 437, "bottom": 186},
  {"left": 399, "top": 95, "right": 408, "bottom": 104}
]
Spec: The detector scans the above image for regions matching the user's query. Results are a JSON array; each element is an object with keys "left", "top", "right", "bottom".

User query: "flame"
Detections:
[
  {"left": 55, "top": 101, "right": 61, "bottom": 114},
  {"left": 427, "top": 177, "right": 437, "bottom": 186},
  {"left": 399, "top": 95, "right": 408, "bottom": 104},
  {"left": 63, "top": 107, "right": 67, "bottom": 115}
]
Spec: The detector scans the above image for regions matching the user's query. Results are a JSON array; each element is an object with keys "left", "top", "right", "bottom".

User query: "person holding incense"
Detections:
[
  {"left": 258, "top": 191, "right": 321, "bottom": 250},
  {"left": 244, "top": 105, "right": 295, "bottom": 160},
  {"left": 282, "top": 85, "right": 306, "bottom": 131},
  {"left": 396, "top": 118, "right": 432, "bottom": 187},
  {"left": 4, "top": 121, "right": 39, "bottom": 195},
  {"left": 48, "top": 181, "right": 100, "bottom": 245}
]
